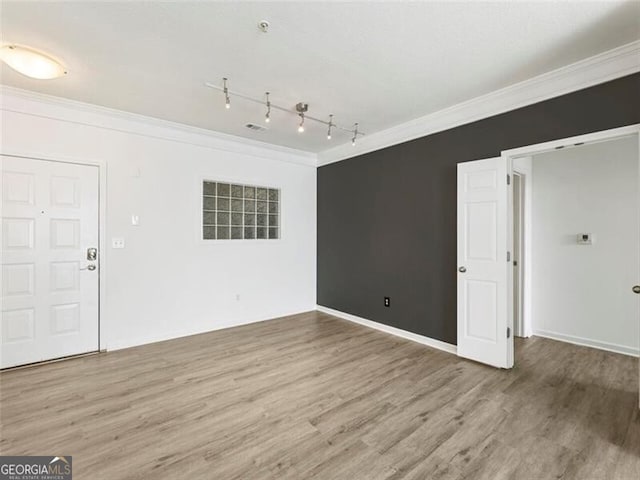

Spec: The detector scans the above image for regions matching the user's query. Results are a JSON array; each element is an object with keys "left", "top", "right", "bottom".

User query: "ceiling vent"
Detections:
[{"left": 245, "top": 123, "right": 267, "bottom": 132}]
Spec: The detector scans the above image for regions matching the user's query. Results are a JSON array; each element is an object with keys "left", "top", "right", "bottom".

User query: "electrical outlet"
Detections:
[
  {"left": 112, "top": 237, "right": 125, "bottom": 249},
  {"left": 384, "top": 297, "right": 390, "bottom": 307}
]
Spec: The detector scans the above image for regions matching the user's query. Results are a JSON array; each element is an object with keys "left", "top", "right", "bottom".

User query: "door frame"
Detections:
[
  {"left": 1, "top": 150, "right": 107, "bottom": 352},
  {"left": 512, "top": 171, "right": 524, "bottom": 338},
  {"left": 501, "top": 124, "right": 640, "bottom": 397}
]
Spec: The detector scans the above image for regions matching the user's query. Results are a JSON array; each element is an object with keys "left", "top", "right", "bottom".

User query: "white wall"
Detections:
[
  {"left": 531, "top": 136, "right": 639, "bottom": 355},
  {"left": 1, "top": 88, "right": 317, "bottom": 351}
]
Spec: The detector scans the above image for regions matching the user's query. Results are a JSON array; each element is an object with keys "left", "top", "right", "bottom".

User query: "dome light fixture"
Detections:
[{"left": 0, "top": 44, "right": 67, "bottom": 79}]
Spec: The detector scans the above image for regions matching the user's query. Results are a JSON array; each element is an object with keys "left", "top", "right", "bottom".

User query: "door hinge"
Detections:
[
  {"left": 507, "top": 174, "right": 511, "bottom": 185},
  {"left": 507, "top": 327, "right": 511, "bottom": 339},
  {"left": 507, "top": 251, "right": 511, "bottom": 262}
]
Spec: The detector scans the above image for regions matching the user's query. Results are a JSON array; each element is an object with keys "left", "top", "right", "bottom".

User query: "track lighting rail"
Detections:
[{"left": 204, "top": 80, "right": 364, "bottom": 140}]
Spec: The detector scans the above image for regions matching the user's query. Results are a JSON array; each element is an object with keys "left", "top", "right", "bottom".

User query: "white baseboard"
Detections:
[
  {"left": 316, "top": 305, "right": 457, "bottom": 355},
  {"left": 106, "top": 309, "right": 312, "bottom": 351},
  {"left": 533, "top": 329, "right": 639, "bottom": 357}
]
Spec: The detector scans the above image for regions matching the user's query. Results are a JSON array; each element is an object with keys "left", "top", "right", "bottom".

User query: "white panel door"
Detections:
[
  {"left": 457, "top": 157, "right": 512, "bottom": 368},
  {"left": 1, "top": 156, "right": 99, "bottom": 368}
]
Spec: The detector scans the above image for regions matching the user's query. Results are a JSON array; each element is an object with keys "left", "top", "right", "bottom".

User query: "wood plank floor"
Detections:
[{"left": 1, "top": 311, "right": 638, "bottom": 479}]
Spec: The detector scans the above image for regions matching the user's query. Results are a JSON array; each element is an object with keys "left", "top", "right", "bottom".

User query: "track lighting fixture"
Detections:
[
  {"left": 264, "top": 92, "right": 271, "bottom": 123},
  {"left": 205, "top": 79, "right": 364, "bottom": 143},
  {"left": 223, "top": 77, "right": 230, "bottom": 109},
  {"left": 327, "top": 114, "right": 334, "bottom": 140}
]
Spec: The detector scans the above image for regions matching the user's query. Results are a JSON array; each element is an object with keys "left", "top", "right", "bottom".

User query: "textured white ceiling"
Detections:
[{"left": 2, "top": 1, "right": 639, "bottom": 153}]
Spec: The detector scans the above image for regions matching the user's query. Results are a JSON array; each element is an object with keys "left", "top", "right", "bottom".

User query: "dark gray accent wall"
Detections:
[{"left": 317, "top": 73, "right": 640, "bottom": 345}]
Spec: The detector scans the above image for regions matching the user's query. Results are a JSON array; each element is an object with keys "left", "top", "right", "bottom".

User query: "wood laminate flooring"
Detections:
[{"left": 1, "top": 311, "right": 638, "bottom": 479}]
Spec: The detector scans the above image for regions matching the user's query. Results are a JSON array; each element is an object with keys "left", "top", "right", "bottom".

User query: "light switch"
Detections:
[
  {"left": 131, "top": 214, "right": 140, "bottom": 226},
  {"left": 112, "top": 237, "right": 125, "bottom": 249}
]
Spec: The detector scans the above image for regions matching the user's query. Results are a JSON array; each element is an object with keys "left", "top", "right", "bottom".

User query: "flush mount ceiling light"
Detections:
[
  {"left": 205, "top": 78, "right": 364, "bottom": 141},
  {"left": 0, "top": 45, "right": 67, "bottom": 79}
]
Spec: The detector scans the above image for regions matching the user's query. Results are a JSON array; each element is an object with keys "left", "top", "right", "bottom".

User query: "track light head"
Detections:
[
  {"left": 327, "top": 114, "right": 333, "bottom": 140},
  {"left": 223, "top": 77, "right": 230, "bottom": 109},
  {"left": 265, "top": 92, "right": 271, "bottom": 123},
  {"left": 351, "top": 122, "right": 359, "bottom": 146},
  {"left": 297, "top": 105, "right": 306, "bottom": 133}
]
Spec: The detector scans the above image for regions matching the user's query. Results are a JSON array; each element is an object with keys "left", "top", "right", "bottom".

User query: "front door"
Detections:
[{"left": 1, "top": 156, "right": 99, "bottom": 368}]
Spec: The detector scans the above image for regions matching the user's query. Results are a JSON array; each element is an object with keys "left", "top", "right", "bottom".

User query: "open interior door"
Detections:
[{"left": 457, "top": 156, "right": 513, "bottom": 368}]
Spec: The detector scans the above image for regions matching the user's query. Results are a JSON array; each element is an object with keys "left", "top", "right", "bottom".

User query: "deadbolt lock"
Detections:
[{"left": 87, "top": 247, "right": 98, "bottom": 261}]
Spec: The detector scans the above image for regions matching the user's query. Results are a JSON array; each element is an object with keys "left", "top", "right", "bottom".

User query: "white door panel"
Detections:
[
  {"left": 1, "top": 156, "right": 99, "bottom": 368},
  {"left": 465, "top": 280, "right": 498, "bottom": 341},
  {"left": 457, "top": 157, "right": 511, "bottom": 368}
]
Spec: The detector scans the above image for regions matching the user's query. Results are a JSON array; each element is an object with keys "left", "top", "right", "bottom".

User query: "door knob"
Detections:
[
  {"left": 80, "top": 264, "right": 96, "bottom": 271},
  {"left": 458, "top": 266, "right": 467, "bottom": 273},
  {"left": 633, "top": 285, "right": 640, "bottom": 294}
]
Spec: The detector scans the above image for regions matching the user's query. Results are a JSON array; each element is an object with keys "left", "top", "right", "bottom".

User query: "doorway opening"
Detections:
[
  {"left": 505, "top": 127, "right": 640, "bottom": 364},
  {"left": 456, "top": 125, "right": 639, "bottom": 371}
]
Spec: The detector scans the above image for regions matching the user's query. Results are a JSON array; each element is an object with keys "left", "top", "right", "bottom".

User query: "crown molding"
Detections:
[
  {"left": 0, "top": 85, "right": 318, "bottom": 167},
  {"left": 318, "top": 40, "right": 640, "bottom": 166},
  {"left": 3, "top": 40, "right": 638, "bottom": 168}
]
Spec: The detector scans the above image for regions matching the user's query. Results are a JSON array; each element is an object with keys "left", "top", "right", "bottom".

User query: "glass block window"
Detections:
[{"left": 203, "top": 181, "right": 280, "bottom": 240}]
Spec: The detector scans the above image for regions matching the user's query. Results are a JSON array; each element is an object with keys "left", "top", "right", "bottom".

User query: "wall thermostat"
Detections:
[{"left": 577, "top": 233, "right": 593, "bottom": 245}]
